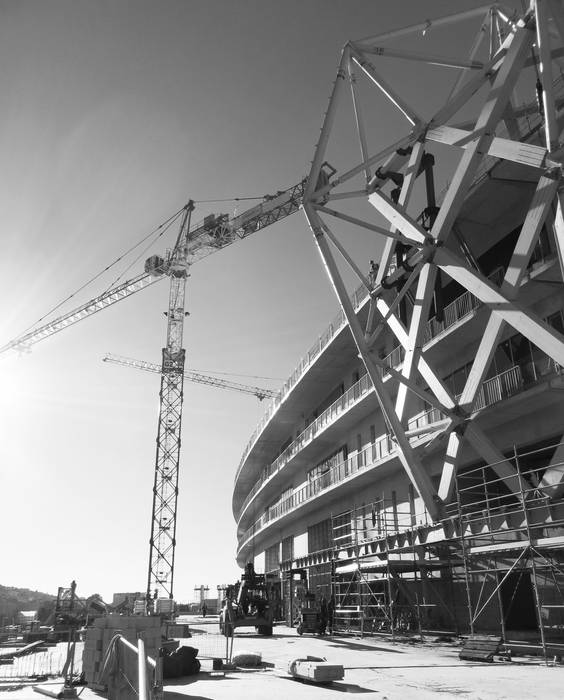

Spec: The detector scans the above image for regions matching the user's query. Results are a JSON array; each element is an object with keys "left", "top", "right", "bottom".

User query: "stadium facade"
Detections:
[{"left": 232, "top": 3, "right": 564, "bottom": 657}]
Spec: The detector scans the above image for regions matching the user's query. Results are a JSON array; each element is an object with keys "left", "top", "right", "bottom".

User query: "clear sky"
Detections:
[{"left": 0, "top": 0, "right": 525, "bottom": 603}]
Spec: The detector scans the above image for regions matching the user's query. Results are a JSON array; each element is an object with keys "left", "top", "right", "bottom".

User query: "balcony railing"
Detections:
[
  {"left": 240, "top": 436, "right": 394, "bottom": 547},
  {"left": 422, "top": 267, "right": 504, "bottom": 345},
  {"left": 237, "top": 266, "right": 507, "bottom": 490},
  {"left": 235, "top": 283, "right": 370, "bottom": 482},
  {"left": 238, "top": 372, "right": 374, "bottom": 516},
  {"left": 238, "top": 360, "right": 560, "bottom": 551}
]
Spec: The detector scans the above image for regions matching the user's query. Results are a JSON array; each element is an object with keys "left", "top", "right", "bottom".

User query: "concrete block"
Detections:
[{"left": 288, "top": 657, "right": 344, "bottom": 683}]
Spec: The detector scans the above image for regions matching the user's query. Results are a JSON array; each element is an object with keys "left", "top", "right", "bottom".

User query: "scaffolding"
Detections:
[
  {"left": 330, "top": 442, "right": 564, "bottom": 659},
  {"left": 331, "top": 500, "right": 458, "bottom": 639},
  {"left": 453, "top": 442, "right": 564, "bottom": 659}
]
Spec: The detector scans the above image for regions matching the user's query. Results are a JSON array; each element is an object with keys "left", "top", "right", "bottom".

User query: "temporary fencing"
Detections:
[
  {"left": 174, "top": 618, "right": 232, "bottom": 666},
  {"left": 0, "top": 641, "right": 83, "bottom": 681}
]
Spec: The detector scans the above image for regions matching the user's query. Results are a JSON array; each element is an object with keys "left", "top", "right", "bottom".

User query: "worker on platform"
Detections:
[{"left": 368, "top": 260, "right": 379, "bottom": 286}]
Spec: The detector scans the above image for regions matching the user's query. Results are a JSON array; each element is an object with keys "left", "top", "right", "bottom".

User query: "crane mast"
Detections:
[
  {"left": 0, "top": 167, "right": 334, "bottom": 610},
  {"left": 147, "top": 201, "right": 194, "bottom": 606}
]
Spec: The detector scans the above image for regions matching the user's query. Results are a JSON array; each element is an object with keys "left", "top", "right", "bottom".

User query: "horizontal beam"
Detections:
[{"left": 426, "top": 124, "right": 555, "bottom": 170}]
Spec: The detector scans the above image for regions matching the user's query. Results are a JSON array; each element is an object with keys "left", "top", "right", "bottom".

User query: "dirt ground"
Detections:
[{"left": 3, "top": 619, "right": 564, "bottom": 699}]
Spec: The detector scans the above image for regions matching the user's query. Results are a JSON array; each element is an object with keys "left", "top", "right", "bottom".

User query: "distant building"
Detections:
[
  {"left": 112, "top": 592, "right": 144, "bottom": 609},
  {"left": 18, "top": 610, "right": 37, "bottom": 629}
]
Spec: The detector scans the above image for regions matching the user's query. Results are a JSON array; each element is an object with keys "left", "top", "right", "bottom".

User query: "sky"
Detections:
[{"left": 0, "top": 0, "right": 527, "bottom": 604}]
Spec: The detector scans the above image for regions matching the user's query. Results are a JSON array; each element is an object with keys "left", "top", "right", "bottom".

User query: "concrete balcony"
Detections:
[{"left": 236, "top": 362, "right": 564, "bottom": 563}]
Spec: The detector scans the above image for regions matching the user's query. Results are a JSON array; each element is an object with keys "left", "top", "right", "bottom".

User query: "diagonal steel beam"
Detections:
[
  {"left": 373, "top": 295, "right": 518, "bottom": 491},
  {"left": 350, "top": 46, "right": 423, "bottom": 126},
  {"left": 305, "top": 45, "right": 350, "bottom": 201},
  {"left": 303, "top": 203, "right": 441, "bottom": 521},
  {"left": 434, "top": 243, "right": 564, "bottom": 366},
  {"left": 429, "top": 16, "right": 534, "bottom": 245},
  {"left": 551, "top": 187, "right": 564, "bottom": 279},
  {"left": 441, "top": 174, "right": 561, "bottom": 498},
  {"left": 367, "top": 141, "right": 426, "bottom": 339},
  {"left": 536, "top": 0, "right": 560, "bottom": 151}
]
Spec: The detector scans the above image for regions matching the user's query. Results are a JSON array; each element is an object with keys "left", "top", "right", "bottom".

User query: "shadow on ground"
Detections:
[
  {"left": 327, "top": 638, "right": 404, "bottom": 653},
  {"left": 279, "top": 676, "right": 374, "bottom": 693}
]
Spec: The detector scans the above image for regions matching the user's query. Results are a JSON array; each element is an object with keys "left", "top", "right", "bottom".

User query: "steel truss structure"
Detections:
[
  {"left": 146, "top": 202, "right": 194, "bottom": 602},
  {"left": 301, "top": 1, "right": 564, "bottom": 522}
]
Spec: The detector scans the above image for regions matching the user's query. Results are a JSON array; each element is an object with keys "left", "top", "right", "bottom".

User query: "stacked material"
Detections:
[
  {"left": 82, "top": 615, "right": 162, "bottom": 697},
  {"left": 165, "top": 623, "right": 191, "bottom": 638}
]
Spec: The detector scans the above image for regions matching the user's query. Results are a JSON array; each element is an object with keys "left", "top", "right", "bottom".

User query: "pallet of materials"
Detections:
[{"left": 459, "top": 635, "right": 503, "bottom": 662}]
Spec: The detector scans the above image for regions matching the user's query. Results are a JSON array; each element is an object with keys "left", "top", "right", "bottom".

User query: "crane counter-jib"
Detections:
[{"left": 183, "top": 178, "right": 308, "bottom": 264}]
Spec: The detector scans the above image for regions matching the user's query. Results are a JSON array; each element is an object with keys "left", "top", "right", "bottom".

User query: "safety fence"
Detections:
[
  {"left": 0, "top": 641, "right": 83, "bottom": 681},
  {"left": 174, "top": 617, "right": 232, "bottom": 667},
  {"left": 95, "top": 632, "right": 161, "bottom": 700}
]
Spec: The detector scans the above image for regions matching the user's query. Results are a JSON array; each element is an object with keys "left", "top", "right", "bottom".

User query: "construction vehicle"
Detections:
[
  {"left": 219, "top": 563, "right": 274, "bottom": 636},
  {"left": 295, "top": 592, "right": 322, "bottom": 636}
]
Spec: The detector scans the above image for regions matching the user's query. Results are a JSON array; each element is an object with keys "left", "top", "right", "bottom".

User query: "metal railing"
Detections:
[
  {"left": 240, "top": 438, "right": 393, "bottom": 544},
  {"left": 238, "top": 372, "right": 374, "bottom": 517},
  {"left": 472, "top": 364, "right": 523, "bottom": 411},
  {"left": 407, "top": 405, "right": 446, "bottom": 432},
  {"left": 422, "top": 267, "right": 504, "bottom": 345},
  {"left": 98, "top": 633, "right": 161, "bottom": 700},
  {"left": 236, "top": 265, "right": 507, "bottom": 501},
  {"left": 235, "top": 283, "right": 370, "bottom": 482},
  {"left": 238, "top": 358, "right": 562, "bottom": 551}
]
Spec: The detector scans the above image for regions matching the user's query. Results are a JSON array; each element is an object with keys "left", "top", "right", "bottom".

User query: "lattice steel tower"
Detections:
[{"left": 146, "top": 200, "right": 194, "bottom": 605}]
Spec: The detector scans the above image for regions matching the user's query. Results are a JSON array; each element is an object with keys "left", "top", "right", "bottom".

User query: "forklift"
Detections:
[{"left": 219, "top": 563, "right": 274, "bottom": 636}]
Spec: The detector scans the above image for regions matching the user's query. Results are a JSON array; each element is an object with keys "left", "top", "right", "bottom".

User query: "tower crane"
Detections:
[
  {"left": 0, "top": 163, "right": 335, "bottom": 610},
  {"left": 102, "top": 352, "right": 279, "bottom": 401}
]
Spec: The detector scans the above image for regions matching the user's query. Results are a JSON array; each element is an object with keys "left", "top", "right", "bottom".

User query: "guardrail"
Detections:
[
  {"left": 235, "top": 283, "right": 370, "bottom": 482},
  {"left": 238, "top": 358, "right": 559, "bottom": 553},
  {"left": 97, "top": 633, "right": 161, "bottom": 700},
  {"left": 238, "top": 372, "right": 375, "bottom": 517}
]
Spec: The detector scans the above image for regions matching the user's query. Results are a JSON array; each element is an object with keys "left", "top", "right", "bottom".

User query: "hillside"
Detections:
[{"left": 0, "top": 584, "right": 56, "bottom": 623}]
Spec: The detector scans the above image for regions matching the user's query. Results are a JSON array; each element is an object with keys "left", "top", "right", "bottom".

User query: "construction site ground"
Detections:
[{"left": 3, "top": 617, "right": 564, "bottom": 699}]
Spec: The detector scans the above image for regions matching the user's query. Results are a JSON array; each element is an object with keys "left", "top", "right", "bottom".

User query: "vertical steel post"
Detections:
[
  {"left": 514, "top": 444, "right": 549, "bottom": 663},
  {"left": 137, "top": 636, "right": 148, "bottom": 700},
  {"left": 456, "top": 477, "right": 475, "bottom": 636}
]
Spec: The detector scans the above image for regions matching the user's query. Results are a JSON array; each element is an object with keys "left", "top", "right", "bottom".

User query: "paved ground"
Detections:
[{"left": 3, "top": 619, "right": 564, "bottom": 699}]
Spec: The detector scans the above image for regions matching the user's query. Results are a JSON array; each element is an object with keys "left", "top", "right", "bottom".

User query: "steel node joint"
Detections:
[{"left": 545, "top": 165, "right": 563, "bottom": 181}]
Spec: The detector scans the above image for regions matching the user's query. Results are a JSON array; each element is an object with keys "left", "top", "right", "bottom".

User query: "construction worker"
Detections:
[{"left": 319, "top": 597, "right": 328, "bottom": 635}]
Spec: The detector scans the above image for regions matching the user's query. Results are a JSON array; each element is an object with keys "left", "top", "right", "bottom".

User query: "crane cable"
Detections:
[
  {"left": 103, "top": 209, "right": 183, "bottom": 291},
  {"left": 17, "top": 206, "right": 186, "bottom": 338},
  {"left": 17, "top": 189, "right": 282, "bottom": 337}
]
